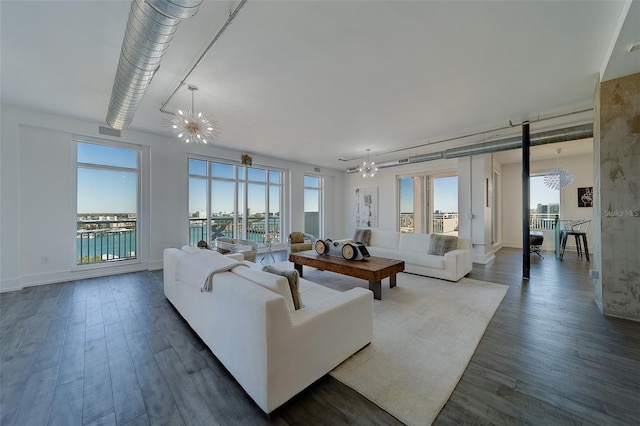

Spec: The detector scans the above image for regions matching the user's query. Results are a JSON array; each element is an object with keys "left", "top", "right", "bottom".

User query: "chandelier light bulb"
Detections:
[
  {"left": 358, "top": 149, "right": 378, "bottom": 178},
  {"left": 165, "top": 85, "right": 220, "bottom": 145}
]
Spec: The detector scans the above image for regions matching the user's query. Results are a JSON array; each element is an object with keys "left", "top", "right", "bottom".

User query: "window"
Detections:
[
  {"left": 189, "top": 159, "right": 283, "bottom": 246},
  {"left": 398, "top": 174, "right": 458, "bottom": 234},
  {"left": 432, "top": 176, "right": 458, "bottom": 234},
  {"left": 304, "top": 175, "right": 322, "bottom": 238},
  {"left": 530, "top": 174, "right": 559, "bottom": 230},
  {"left": 76, "top": 141, "right": 140, "bottom": 265},
  {"left": 399, "top": 177, "right": 420, "bottom": 233}
]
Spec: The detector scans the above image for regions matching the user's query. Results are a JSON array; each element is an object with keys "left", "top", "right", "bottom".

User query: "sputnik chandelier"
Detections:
[
  {"left": 359, "top": 149, "right": 378, "bottom": 178},
  {"left": 167, "top": 85, "right": 219, "bottom": 144},
  {"left": 544, "top": 148, "right": 574, "bottom": 190}
]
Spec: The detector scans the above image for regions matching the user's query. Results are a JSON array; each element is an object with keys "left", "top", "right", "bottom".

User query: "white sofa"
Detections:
[
  {"left": 355, "top": 230, "right": 473, "bottom": 281},
  {"left": 163, "top": 246, "right": 373, "bottom": 414}
]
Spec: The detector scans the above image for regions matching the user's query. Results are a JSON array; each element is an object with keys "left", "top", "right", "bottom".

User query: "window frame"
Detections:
[
  {"left": 303, "top": 174, "right": 323, "bottom": 239},
  {"left": 397, "top": 172, "right": 458, "bottom": 234},
  {"left": 188, "top": 156, "right": 285, "bottom": 247},
  {"left": 74, "top": 137, "right": 144, "bottom": 269}
]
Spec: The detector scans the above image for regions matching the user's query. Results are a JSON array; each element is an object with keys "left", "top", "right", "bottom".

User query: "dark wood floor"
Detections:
[{"left": 1, "top": 248, "right": 639, "bottom": 425}]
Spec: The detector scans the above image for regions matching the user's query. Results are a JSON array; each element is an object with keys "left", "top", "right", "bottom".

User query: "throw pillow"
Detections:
[
  {"left": 290, "top": 232, "right": 305, "bottom": 244},
  {"left": 353, "top": 228, "right": 371, "bottom": 246},
  {"left": 428, "top": 234, "right": 459, "bottom": 256},
  {"left": 217, "top": 247, "right": 230, "bottom": 254},
  {"left": 262, "top": 265, "right": 302, "bottom": 310}
]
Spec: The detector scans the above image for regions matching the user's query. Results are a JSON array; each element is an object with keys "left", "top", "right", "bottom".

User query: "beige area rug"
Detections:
[{"left": 273, "top": 262, "right": 508, "bottom": 426}]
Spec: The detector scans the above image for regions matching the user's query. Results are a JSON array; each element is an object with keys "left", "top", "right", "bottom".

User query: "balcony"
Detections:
[
  {"left": 77, "top": 219, "right": 136, "bottom": 264},
  {"left": 189, "top": 217, "right": 280, "bottom": 246},
  {"left": 530, "top": 213, "right": 558, "bottom": 230},
  {"left": 400, "top": 213, "right": 459, "bottom": 234}
]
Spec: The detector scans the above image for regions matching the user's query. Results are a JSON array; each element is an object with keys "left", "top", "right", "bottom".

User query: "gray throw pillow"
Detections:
[
  {"left": 262, "top": 265, "right": 302, "bottom": 310},
  {"left": 428, "top": 235, "right": 459, "bottom": 256},
  {"left": 353, "top": 228, "right": 371, "bottom": 246}
]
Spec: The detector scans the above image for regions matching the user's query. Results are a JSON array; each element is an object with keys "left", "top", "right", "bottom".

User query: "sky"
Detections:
[
  {"left": 530, "top": 175, "right": 559, "bottom": 209},
  {"left": 400, "top": 176, "right": 459, "bottom": 213},
  {"left": 77, "top": 142, "right": 138, "bottom": 214}
]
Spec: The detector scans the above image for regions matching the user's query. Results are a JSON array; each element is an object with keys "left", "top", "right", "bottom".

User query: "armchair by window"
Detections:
[
  {"left": 288, "top": 232, "right": 315, "bottom": 253},
  {"left": 216, "top": 237, "right": 258, "bottom": 262}
]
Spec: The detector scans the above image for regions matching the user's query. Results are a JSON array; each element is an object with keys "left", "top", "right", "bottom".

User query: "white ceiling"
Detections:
[{"left": 2, "top": 1, "right": 638, "bottom": 171}]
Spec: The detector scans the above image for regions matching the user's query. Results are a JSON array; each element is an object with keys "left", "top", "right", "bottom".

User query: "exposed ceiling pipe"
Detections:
[
  {"left": 106, "top": 0, "right": 204, "bottom": 130},
  {"left": 346, "top": 123, "right": 593, "bottom": 173}
]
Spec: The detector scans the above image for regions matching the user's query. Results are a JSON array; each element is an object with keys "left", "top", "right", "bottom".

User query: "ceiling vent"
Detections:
[{"left": 98, "top": 126, "right": 121, "bottom": 137}]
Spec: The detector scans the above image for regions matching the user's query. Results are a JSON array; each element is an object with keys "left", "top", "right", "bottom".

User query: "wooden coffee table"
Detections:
[{"left": 289, "top": 251, "right": 405, "bottom": 300}]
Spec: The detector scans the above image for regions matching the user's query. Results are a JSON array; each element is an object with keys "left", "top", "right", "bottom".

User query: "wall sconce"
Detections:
[{"left": 241, "top": 154, "right": 252, "bottom": 166}]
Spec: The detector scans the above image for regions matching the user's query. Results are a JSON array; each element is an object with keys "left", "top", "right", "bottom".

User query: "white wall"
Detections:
[
  {"left": 501, "top": 152, "right": 594, "bottom": 252},
  {"left": 0, "top": 104, "right": 345, "bottom": 291}
]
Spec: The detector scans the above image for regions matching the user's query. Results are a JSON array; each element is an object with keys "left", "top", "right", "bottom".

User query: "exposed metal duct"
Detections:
[
  {"left": 346, "top": 123, "right": 593, "bottom": 173},
  {"left": 443, "top": 123, "right": 592, "bottom": 158},
  {"left": 106, "top": 0, "right": 203, "bottom": 130}
]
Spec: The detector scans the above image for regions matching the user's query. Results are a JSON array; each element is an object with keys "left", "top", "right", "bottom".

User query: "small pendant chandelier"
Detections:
[
  {"left": 359, "top": 149, "right": 378, "bottom": 178},
  {"left": 544, "top": 148, "right": 574, "bottom": 190},
  {"left": 167, "top": 85, "right": 219, "bottom": 144}
]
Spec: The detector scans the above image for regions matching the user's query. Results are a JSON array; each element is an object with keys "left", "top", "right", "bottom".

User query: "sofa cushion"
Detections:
[
  {"left": 428, "top": 234, "right": 459, "bottom": 256},
  {"left": 398, "top": 233, "right": 431, "bottom": 252},
  {"left": 366, "top": 246, "right": 402, "bottom": 260},
  {"left": 402, "top": 251, "right": 446, "bottom": 269},
  {"left": 297, "top": 278, "right": 340, "bottom": 305},
  {"left": 369, "top": 230, "right": 401, "bottom": 250},
  {"left": 262, "top": 265, "right": 302, "bottom": 310},
  {"left": 353, "top": 228, "right": 371, "bottom": 246},
  {"left": 231, "top": 265, "right": 296, "bottom": 312}
]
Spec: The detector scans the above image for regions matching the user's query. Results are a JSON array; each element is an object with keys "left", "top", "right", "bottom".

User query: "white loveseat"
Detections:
[
  {"left": 163, "top": 246, "right": 373, "bottom": 414},
  {"left": 353, "top": 230, "right": 473, "bottom": 281}
]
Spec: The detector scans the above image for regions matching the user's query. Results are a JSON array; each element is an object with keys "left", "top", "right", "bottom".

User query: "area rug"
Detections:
[{"left": 274, "top": 263, "right": 508, "bottom": 426}]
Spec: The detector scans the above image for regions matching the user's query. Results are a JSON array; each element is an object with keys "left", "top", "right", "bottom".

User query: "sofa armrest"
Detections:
[{"left": 444, "top": 248, "right": 473, "bottom": 280}]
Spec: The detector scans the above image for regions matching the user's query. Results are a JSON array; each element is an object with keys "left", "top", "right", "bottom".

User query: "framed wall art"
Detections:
[
  {"left": 578, "top": 187, "right": 593, "bottom": 207},
  {"left": 355, "top": 187, "right": 378, "bottom": 228}
]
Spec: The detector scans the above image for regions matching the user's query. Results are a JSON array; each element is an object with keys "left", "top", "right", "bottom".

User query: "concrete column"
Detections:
[{"left": 595, "top": 71, "right": 640, "bottom": 321}]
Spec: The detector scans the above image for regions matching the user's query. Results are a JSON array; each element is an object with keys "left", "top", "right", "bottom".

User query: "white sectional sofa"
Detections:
[
  {"left": 354, "top": 230, "right": 473, "bottom": 281},
  {"left": 163, "top": 246, "right": 373, "bottom": 414}
]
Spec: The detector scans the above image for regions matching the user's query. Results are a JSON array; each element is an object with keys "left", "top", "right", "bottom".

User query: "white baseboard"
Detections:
[
  {"left": 473, "top": 251, "right": 496, "bottom": 265},
  {"left": 148, "top": 260, "right": 163, "bottom": 271},
  {"left": 2, "top": 262, "right": 150, "bottom": 291},
  {"left": 0, "top": 277, "right": 21, "bottom": 293}
]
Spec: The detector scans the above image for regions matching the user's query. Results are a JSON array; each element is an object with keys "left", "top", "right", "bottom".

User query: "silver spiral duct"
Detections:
[
  {"left": 346, "top": 123, "right": 593, "bottom": 173},
  {"left": 106, "top": 0, "right": 203, "bottom": 130}
]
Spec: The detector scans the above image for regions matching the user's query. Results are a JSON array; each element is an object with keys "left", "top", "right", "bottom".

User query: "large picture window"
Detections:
[
  {"left": 304, "top": 175, "right": 322, "bottom": 238},
  {"left": 189, "top": 159, "right": 283, "bottom": 246},
  {"left": 76, "top": 141, "right": 140, "bottom": 265},
  {"left": 398, "top": 174, "right": 458, "bottom": 234}
]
